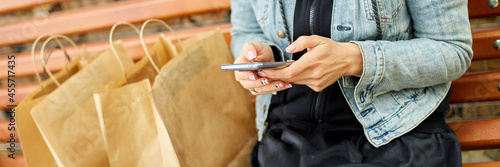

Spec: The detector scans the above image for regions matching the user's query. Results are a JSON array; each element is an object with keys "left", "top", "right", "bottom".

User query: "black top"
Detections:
[
  {"left": 267, "top": 0, "right": 451, "bottom": 134},
  {"left": 268, "top": 0, "right": 362, "bottom": 133}
]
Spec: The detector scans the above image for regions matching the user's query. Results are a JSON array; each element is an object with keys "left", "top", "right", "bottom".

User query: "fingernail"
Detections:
[
  {"left": 285, "top": 44, "right": 296, "bottom": 53},
  {"left": 275, "top": 83, "right": 283, "bottom": 88},
  {"left": 258, "top": 71, "right": 267, "bottom": 77},
  {"left": 285, "top": 84, "right": 292, "bottom": 88},
  {"left": 246, "top": 50, "right": 257, "bottom": 60},
  {"left": 261, "top": 79, "right": 268, "bottom": 85},
  {"left": 249, "top": 75, "right": 256, "bottom": 81}
]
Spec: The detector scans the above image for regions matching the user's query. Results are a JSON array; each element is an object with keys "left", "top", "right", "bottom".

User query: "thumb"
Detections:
[{"left": 285, "top": 35, "right": 324, "bottom": 53}]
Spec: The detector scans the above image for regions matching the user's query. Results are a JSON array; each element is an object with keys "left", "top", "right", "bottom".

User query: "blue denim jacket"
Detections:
[{"left": 230, "top": 0, "right": 472, "bottom": 147}]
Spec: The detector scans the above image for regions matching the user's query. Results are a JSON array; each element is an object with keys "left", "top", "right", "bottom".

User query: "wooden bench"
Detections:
[
  {"left": 0, "top": 0, "right": 499, "bottom": 166},
  {"left": 444, "top": 1, "right": 500, "bottom": 166}
]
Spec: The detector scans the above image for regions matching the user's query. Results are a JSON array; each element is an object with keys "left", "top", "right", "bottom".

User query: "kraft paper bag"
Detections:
[
  {"left": 30, "top": 42, "right": 133, "bottom": 167},
  {"left": 103, "top": 34, "right": 177, "bottom": 90},
  {"left": 95, "top": 79, "right": 180, "bottom": 167},
  {"left": 149, "top": 29, "right": 257, "bottom": 167},
  {"left": 16, "top": 51, "right": 90, "bottom": 167},
  {"left": 93, "top": 34, "right": 179, "bottom": 167},
  {"left": 124, "top": 34, "right": 176, "bottom": 85}
]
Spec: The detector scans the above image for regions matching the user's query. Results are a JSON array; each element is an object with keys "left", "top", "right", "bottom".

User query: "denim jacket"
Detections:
[{"left": 230, "top": 0, "right": 472, "bottom": 147}]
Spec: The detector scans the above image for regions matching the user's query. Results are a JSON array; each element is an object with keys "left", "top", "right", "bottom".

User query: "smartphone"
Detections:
[{"left": 221, "top": 62, "right": 293, "bottom": 71}]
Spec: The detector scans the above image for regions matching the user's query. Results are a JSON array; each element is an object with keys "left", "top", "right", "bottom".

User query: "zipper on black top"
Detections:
[
  {"left": 309, "top": 0, "right": 325, "bottom": 131},
  {"left": 314, "top": 91, "right": 324, "bottom": 130},
  {"left": 309, "top": 0, "right": 318, "bottom": 35}
]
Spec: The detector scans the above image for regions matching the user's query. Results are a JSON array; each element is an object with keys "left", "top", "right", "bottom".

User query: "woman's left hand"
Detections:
[{"left": 258, "top": 35, "right": 364, "bottom": 92}]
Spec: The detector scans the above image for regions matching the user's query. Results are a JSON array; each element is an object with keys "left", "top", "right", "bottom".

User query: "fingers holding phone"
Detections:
[
  {"left": 246, "top": 80, "right": 293, "bottom": 95},
  {"left": 231, "top": 70, "right": 292, "bottom": 95},
  {"left": 232, "top": 42, "right": 292, "bottom": 95}
]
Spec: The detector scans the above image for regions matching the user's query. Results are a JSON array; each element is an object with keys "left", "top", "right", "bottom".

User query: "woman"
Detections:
[{"left": 230, "top": 0, "right": 472, "bottom": 166}]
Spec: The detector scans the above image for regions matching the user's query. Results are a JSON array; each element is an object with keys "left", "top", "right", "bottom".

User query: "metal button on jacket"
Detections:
[{"left": 277, "top": 30, "right": 285, "bottom": 38}]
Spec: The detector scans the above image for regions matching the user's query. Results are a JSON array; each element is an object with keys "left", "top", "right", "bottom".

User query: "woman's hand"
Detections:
[
  {"left": 258, "top": 35, "right": 363, "bottom": 92},
  {"left": 234, "top": 42, "right": 292, "bottom": 95}
]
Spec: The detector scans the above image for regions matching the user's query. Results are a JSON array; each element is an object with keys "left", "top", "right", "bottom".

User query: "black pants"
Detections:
[{"left": 250, "top": 124, "right": 461, "bottom": 167}]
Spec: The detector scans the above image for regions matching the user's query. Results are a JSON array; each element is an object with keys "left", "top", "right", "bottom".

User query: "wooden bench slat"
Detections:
[
  {"left": 0, "top": 24, "right": 232, "bottom": 109},
  {"left": 0, "top": 84, "right": 38, "bottom": 109},
  {"left": 0, "top": 120, "right": 19, "bottom": 141},
  {"left": 0, "top": 156, "right": 26, "bottom": 167},
  {"left": 0, "top": 0, "right": 70, "bottom": 14},
  {"left": 471, "top": 28, "right": 500, "bottom": 61},
  {"left": 0, "top": 0, "right": 230, "bottom": 47},
  {"left": 448, "top": 118, "right": 500, "bottom": 150},
  {"left": 468, "top": 0, "right": 500, "bottom": 19},
  {"left": 463, "top": 161, "right": 500, "bottom": 167},
  {"left": 450, "top": 71, "right": 500, "bottom": 104},
  {"left": 0, "top": 83, "right": 38, "bottom": 109}
]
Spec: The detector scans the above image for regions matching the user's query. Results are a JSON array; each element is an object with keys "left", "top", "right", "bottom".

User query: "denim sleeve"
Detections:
[
  {"left": 230, "top": 0, "right": 283, "bottom": 60},
  {"left": 350, "top": 0, "right": 472, "bottom": 108}
]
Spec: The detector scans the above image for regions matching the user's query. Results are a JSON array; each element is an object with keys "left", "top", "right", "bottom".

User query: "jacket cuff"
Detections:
[{"left": 350, "top": 41, "right": 385, "bottom": 110}]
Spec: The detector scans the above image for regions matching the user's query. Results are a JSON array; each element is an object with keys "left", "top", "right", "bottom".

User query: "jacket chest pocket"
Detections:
[
  {"left": 363, "top": 0, "right": 411, "bottom": 41},
  {"left": 363, "top": 0, "right": 404, "bottom": 24},
  {"left": 254, "top": 0, "right": 269, "bottom": 26}
]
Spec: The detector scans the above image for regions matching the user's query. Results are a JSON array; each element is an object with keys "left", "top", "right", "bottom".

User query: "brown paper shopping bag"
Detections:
[
  {"left": 95, "top": 79, "right": 180, "bottom": 167},
  {"left": 30, "top": 39, "right": 134, "bottom": 167},
  {"left": 149, "top": 29, "right": 257, "bottom": 167},
  {"left": 104, "top": 21, "right": 178, "bottom": 90},
  {"left": 93, "top": 21, "right": 179, "bottom": 167},
  {"left": 16, "top": 34, "right": 91, "bottom": 167}
]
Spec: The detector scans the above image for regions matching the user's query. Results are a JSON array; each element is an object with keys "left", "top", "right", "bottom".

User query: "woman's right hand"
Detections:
[{"left": 234, "top": 42, "right": 292, "bottom": 95}]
